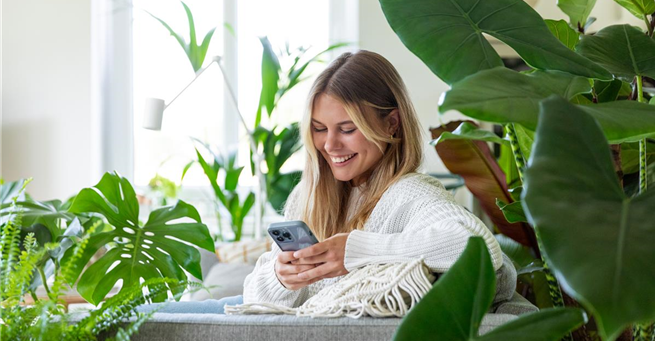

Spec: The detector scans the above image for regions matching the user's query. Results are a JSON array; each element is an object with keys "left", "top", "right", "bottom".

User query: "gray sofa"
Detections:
[
  {"left": 118, "top": 294, "right": 536, "bottom": 341},
  {"left": 91, "top": 249, "right": 539, "bottom": 340}
]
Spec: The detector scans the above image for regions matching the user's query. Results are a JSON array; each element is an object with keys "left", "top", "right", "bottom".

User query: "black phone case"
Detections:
[{"left": 268, "top": 220, "right": 319, "bottom": 252}]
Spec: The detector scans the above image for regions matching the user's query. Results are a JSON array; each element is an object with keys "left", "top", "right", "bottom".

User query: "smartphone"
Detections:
[{"left": 268, "top": 220, "right": 319, "bottom": 252}]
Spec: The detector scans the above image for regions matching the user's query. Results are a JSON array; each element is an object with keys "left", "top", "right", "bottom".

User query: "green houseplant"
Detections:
[
  {"left": 0, "top": 176, "right": 207, "bottom": 340},
  {"left": 379, "top": 0, "right": 655, "bottom": 340}
]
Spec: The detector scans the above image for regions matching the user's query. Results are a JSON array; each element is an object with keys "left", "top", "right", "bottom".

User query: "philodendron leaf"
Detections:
[
  {"left": 479, "top": 308, "right": 586, "bottom": 341},
  {"left": 496, "top": 199, "right": 528, "bottom": 223},
  {"left": 440, "top": 67, "right": 592, "bottom": 127},
  {"left": 393, "top": 237, "right": 585, "bottom": 341},
  {"left": 614, "top": 0, "right": 655, "bottom": 19},
  {"left": 650, "top": 97, "right": 655, "bottom": 105},
  {"left": 595, "top": 79, "right": 626, "bottom": 103},
  {"left": 379, "top": 0, "right": 611, "bottom": 85},
  {"left": 66, "top": 172, "right": 214, "bottom": 305},
  {"left": 431, "top": 122, "right": 509, "bottom": 146},
  {"left": 577, "top": 25, "right": 655, "bottom": 81},
  {"left": 440, "top": 68, "right": 655, "bottom": 143},
  {"left": 392, "top": 237, "right": 495, "bottom": 340},
  {"left": 556, "top": 0, "right": 597, "bottom": 29},
  {"left": 514, "top": 124, "right": 535, "bottom": 162},
  {"left": 545, "top": 19, "right": 581, "bottom": 50},
  {"left": 522, "top": 95, "right": 655, "bottom": 341}
]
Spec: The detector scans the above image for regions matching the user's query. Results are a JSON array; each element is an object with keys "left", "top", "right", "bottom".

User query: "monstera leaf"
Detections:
[
  {"left": 65, "top": 172, "right": 213, "bottom": 305},
  {"left": 523, "top": 96, "right": 655, "bottom": 340},
  {"left": 393, "top": 237, "right": 586, "bottom": 341},
  {"left": 379, "top": 0, "right": 611, "bottom": 85},
  {"left": 577, "top": 25, "right": 655, "bottom": 81}
]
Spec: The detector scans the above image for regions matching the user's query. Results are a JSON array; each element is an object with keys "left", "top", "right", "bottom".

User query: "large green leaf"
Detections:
[
  {"left": 432, "top": 122, "right": 509, "bottom": 146},
  {"left": 431, "top": 122, "right": 538, "bottom": 250},
  {"left": 614, "top": 0, "right": 655, "bottom": 19},
  {"left": 379, "top": 0, "right": 611, "bottom": 85},
  {"left": 577, "top": 25, "right": 655, "bottom": 81},
  {"left": 393, "top": 237, "right": 585, "bottom": 341},
  {"left": 557, "top": 0, "right": 597, "bottom": 28},
  {"left": 522, "top": 96, "right": 655, "bottom": 341},
  {"left": 66, "top": 172, "right": 213, "bottom": 305},
  {"left": 440, "top": 68, "right": 655, "bottom": 143},
  {"left": 256, "top": 36, "right": 281, "bottom": 126},
  {"left": 440, "top": 67, "right": 592, "bottom": 126},
  {"left": 545, "top": 19, "right": 581, "bottom": 50}
]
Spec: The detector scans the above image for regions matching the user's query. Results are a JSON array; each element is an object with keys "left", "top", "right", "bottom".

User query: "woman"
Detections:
[
  {"left": 140, "top": 50, "right": 511, "bottom": 314},
  {"left": 242, "top": 50, "right": 507, "bottom": 308}
]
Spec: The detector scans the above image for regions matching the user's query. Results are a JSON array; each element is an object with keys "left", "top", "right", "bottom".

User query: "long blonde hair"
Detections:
[{"left": 288, "top": 50, "right": 424, "bottom": 241}]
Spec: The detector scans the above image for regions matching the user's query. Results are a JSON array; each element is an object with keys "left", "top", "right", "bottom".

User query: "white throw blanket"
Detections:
[{"left": 225, "top": 258, "right": 436, "bottom": 318}]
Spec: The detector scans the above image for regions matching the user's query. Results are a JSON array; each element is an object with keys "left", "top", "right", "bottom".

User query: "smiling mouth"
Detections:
[{"left": 330, "top": 153, "right": 357, "bottom": 164}]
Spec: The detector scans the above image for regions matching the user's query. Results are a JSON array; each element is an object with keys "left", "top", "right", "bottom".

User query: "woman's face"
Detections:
[{"left": 311, "top": 94, "right": 386, "bottom": 187}]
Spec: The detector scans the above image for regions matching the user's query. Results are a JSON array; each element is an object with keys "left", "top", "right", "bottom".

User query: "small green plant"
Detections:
[{"left": 190, "top": 141, "right": 255, "bottom": 242}]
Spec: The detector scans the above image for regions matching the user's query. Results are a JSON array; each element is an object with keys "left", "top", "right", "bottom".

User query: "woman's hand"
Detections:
[
  {"left": 291, "top": 232, "right": 350, "bottom": 281},
  {"left": 274, "top": 251, "right": 322, "bottom": 290}
]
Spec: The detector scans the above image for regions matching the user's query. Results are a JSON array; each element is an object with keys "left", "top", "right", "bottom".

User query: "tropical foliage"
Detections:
[
  {"left": 0, "top": 177, "right": 206, "bottom": 340},
  {"left": 379, "top": 0, "right": 655, "bottom": 339}
]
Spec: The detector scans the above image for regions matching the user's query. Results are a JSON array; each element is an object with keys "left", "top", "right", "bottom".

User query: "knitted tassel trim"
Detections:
[{"left": 224, "top": 258, "right": 436, "bottom": 318}]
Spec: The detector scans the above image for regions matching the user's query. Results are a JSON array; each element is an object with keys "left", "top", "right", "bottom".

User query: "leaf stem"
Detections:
[
  {"left": 39, "top": 266, "right": 51, "bottom": 297},
  {"left": 644, "top": 14, "right": 654, "bottom": 37},
  {"left": 636, "top": 76, "right": 648, "bottom": 194}
]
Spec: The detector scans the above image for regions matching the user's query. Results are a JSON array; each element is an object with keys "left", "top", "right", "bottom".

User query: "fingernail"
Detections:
[{"left": 293, "top": 252, "right": 299, "bottom": 258}]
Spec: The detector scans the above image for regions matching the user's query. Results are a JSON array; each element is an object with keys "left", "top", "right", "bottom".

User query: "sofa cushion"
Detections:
[
  {"left": 109, "top": 313, "right": 518, "bottom": 341},
  {"left": 191, "top": 263, "right": 255, "bottom": 301}
]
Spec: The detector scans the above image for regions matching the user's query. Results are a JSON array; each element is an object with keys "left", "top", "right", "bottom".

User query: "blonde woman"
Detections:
[
  {"left": 139, "top": 50, "right": 514, "bottom": 315},
  {"left": 243, "top": 50, "right": 513, "bottom": 308}
]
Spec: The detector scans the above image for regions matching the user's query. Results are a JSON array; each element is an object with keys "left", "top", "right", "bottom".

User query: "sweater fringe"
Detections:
[{"left": 224, "top": 258, "right": 436, "bottom": 318}]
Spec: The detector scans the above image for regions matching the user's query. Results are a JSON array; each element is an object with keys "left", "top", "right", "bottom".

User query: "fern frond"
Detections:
[{"left": 0, "top": 204, "right": 23, "bottom": 295}]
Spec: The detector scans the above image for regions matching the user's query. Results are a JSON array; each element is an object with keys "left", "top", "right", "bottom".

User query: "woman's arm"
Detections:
[
  {"left": 344, "top": 201, "right": 503, "bottom": 272},
  {"left": 344, "top": 186, "right": 504, "bottom": 273}
]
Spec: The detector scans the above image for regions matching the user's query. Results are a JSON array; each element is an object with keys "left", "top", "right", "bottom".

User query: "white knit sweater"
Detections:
[{"left": 243, "top": 172, "right": 503, "bottom": 308}]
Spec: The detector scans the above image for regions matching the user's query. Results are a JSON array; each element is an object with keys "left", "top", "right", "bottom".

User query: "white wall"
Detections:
[{"left": 1, "top": 0, "right": 93, "bottom": 201}]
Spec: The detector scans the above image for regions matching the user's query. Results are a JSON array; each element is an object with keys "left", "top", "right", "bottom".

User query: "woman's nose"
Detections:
[{"left": 324, "top": 130, "right": 342, "bottom": 152}]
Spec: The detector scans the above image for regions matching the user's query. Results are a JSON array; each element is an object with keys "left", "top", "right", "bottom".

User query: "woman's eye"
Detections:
[
  {"left": 313, "top": 127, "right": 326, "bottom": 132},
  {"left": 341, "top": 129, "right": 356, "bottom": 134}
]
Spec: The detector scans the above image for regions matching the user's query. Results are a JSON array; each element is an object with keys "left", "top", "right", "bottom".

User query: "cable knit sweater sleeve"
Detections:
[
  {"left": 344, "top": 174, "right": 504, "bottom": 273},
  {"left": 241, "top": 187, "right": 309, "bottom": 307}
]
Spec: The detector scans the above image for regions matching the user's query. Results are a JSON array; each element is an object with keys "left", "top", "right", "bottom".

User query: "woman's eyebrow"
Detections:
[{"left": 311, "top": 118, "right": 354, "bottom": 125}]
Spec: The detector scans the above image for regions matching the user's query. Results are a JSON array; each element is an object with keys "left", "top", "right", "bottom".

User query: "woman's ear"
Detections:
[{"left": 387, "top": 109, "right": 400, "bottom": 135}]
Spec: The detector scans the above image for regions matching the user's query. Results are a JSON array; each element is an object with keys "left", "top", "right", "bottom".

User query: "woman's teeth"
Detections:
[{"left": 331, "top": 153, "right": 356, "bottom": 163}]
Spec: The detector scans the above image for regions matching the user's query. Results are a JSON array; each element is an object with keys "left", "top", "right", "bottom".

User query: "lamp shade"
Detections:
[{"left": 142, "top": 97, "right": 166, "bottom": 130}]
